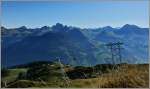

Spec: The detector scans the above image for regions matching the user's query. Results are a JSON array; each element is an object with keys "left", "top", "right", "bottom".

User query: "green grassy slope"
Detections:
[
  {"left": 2, "top": 68, "right": 27, "bottom": 83},
  {"left": 1, "top": 63, "right": 149, "bottom": 88}
]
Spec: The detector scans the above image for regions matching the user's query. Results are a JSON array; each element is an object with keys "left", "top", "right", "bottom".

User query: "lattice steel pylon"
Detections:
[{"left": 105, "top": 42, "right": 123, "bottom": 64}]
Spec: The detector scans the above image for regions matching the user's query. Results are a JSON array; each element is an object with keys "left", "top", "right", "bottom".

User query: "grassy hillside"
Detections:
[
  {"left": 1, "top": 61, "right": 149, "bottom": 88},
  {"left": 2, "top": 68, "right": 27, "bottom": 83},
  {"left": 70, "top": 64, "right": 149, "bottom": 88}
]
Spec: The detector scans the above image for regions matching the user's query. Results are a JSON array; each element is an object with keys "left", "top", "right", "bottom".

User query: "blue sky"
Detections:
[{"left": 1, "top": 1, "right": 149, "bottom": 28}]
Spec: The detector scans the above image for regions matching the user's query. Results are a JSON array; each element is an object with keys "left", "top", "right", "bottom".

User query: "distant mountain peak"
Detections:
[
  {"left": 54, "top": 23, "right": 64, "bottom": 27},
  {"left": 102, "top": 26, "right": 113, "bottom": 29},
  {"left": 52, "top": 23, "right": 64, "bottom": 29},
  {"left": 51, "top": 23, "right": 70, "bottom": 32},
  {"left": 18, "top": 26, "right": 27, "bottom": 29},
  {"left": 122, "top": 24, "right": 140, "bottom": 29},
  {"left": 41, "top": 26, "right": 50, "bottom": 30}
]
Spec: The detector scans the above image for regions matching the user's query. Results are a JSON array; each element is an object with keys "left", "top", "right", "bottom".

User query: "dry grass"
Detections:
[
  {"left": 71, "top": 64, "right": 149, "bottom": 88},
  {"left": 2, "top": 64, "right": 149, "bottom": 88}
]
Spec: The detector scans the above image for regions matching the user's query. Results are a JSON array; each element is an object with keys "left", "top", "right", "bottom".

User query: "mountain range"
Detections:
[{"left": 1, "top": 23, "right": 149, "bottom": 67}]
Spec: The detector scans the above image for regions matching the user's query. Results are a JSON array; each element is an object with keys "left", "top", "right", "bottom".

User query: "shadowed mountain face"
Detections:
[
  {"left": 2, "top": 23, "right": 96, "bottom": 67},
  {"left": 1, "top": 23, "right": 149, "bottom": 67}
]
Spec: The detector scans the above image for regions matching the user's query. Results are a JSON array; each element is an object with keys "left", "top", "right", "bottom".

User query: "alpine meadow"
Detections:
[{"left": 1, "top": 1, "right": 149, "bottom": 88}]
